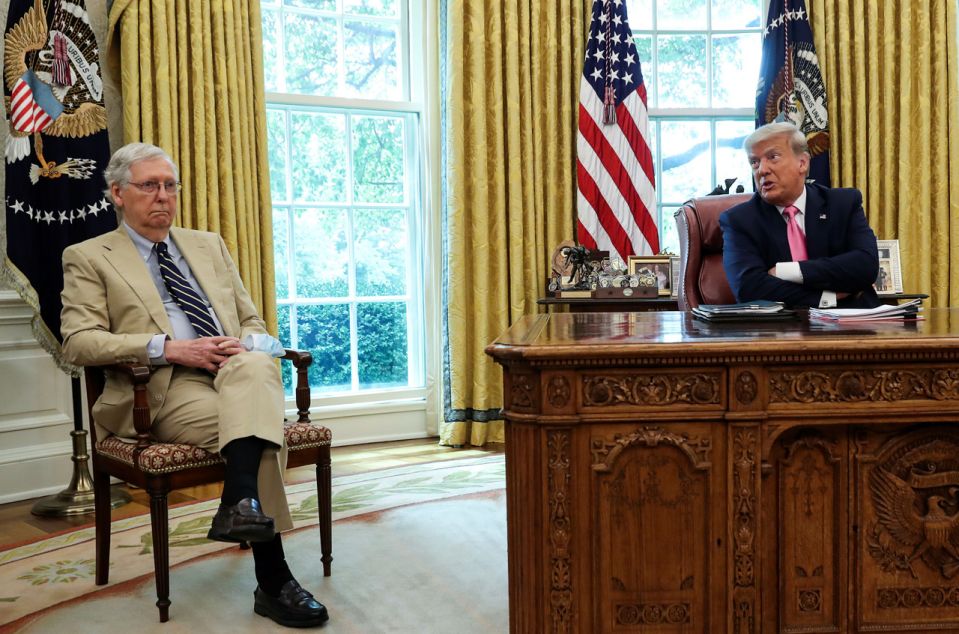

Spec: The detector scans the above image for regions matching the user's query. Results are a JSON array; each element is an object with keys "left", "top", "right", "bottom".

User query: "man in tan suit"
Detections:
[{"left": 60, "top": 143, "right": 328, "bottom": 628}]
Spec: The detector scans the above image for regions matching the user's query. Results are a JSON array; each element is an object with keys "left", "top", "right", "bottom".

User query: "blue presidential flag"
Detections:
[
  {"left": 3, "top": 0, "right": 116, "bottom": 374},
  {"left": 755, "top": 0, "right": 830, "bottom": 186}
]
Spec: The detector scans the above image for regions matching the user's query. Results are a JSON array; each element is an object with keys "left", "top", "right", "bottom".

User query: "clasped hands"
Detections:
[{"left": 163, "top": 336, "right": 246, "bottom": 373}]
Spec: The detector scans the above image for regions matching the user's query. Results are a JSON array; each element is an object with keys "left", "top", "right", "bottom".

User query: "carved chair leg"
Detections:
[
  {"left": 317, "top": 445, "right": 333, "bottom": 577},
  {"left": 148, "top": 481, "right": 172, "bottom": 623},
  {"left": 93, "top": 464, "right": 111, "bottom": 585}
]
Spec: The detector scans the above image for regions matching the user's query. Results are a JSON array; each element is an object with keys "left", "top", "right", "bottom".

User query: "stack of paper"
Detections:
[
  {"left": 809, "top": 298, "right": 923, "bottom": 322},
  {"left": 693, "top": 300, "right": 796, "bottom": 322}
]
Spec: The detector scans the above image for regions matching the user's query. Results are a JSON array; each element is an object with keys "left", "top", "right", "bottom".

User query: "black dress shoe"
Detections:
[
  {"left": 254, "top": 579, "right": 329, "bottom": 628},
  {"left": 207, "top": 497, "right": 276, "bottom": 543}
]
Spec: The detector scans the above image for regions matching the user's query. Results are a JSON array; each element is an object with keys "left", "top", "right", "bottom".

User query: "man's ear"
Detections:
[
  {"left": 799, "top": 152, "right": 811, "bottom": 176},
  {"left": 111, "top": 184, "right": 124, "bottom": 208}
]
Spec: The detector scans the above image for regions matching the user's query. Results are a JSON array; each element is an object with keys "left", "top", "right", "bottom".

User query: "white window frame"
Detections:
[
  {"left": 629, "top": 0, "right": 762, "bottom": 251},
  {"left": 263, "top": 0, "right": 437, "bottom": 439}
]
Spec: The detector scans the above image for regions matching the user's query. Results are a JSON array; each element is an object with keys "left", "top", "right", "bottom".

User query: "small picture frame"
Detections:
[
  {"left": 670, "top": 255, "right": 681, "bottom": 299},
  {"left": 875, "top": 240, "right": 903, "bottom": 295},
  {"left": 628, "top": 255, "right": 672, "bottom": 296}
]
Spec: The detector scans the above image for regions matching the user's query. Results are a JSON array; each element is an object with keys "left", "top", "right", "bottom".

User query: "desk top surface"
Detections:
[{"left": 487, "top": 308, "right": 959, "bottom": 361}]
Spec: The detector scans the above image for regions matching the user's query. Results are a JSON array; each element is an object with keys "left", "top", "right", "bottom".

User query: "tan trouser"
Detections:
[{"left": 150, "top": 352, "right": 292, "bottom": 531}]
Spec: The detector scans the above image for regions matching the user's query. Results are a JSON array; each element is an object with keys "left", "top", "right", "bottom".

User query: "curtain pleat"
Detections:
[
  {"left": 441, "top": 0, "right": 587, "bottom": 446},
  {"left": 106, "top": 0, "right": 276, "bottom": 331},
  {"left": 810, "top": 0, "right": 959, "bottom": 306}
]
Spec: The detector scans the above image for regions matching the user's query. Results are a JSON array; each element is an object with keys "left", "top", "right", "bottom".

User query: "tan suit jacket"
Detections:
[{"left": 60, "top": 226, "right": 269, "bottom": 438}]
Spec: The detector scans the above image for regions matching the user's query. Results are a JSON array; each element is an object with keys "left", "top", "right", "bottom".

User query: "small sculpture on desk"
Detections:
[{"left": 561, "top": 245, "right": 593, "bottom": 290}]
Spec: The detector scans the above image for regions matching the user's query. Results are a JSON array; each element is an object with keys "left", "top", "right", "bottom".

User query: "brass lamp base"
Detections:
[{"left": 31, "top": 429, "right": 131, "bottom": 517}]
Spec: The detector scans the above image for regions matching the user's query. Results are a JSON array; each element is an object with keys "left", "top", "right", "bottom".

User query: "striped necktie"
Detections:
[{"left": 154, "top": 242, "right": 220, "bottom": 338}]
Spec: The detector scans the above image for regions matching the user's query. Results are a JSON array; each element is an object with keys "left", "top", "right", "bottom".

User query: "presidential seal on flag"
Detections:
[
  {"left": 3, "top": 0, "right": 116, "bottom": 374},
  {"left": 755, "top": 0, "right": 830, "bottom": 186}
]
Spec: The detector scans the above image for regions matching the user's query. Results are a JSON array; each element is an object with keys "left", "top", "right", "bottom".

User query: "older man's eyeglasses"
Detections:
[{"left": 128, "top": 180, "right": 182, "bottom": 195}]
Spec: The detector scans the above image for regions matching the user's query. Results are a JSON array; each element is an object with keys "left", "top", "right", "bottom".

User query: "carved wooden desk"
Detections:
[{"left": 486, "top": 310, "right": 959, "bottom": 634}]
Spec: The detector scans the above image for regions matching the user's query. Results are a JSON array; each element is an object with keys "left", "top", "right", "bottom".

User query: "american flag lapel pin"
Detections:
[{"left": 819, "top": 214, "right": 827, "bottom": 220}]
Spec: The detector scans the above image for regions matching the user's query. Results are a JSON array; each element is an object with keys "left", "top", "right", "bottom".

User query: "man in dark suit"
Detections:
[{"left": 719, "top": 122, "right": 880, "bottom": 309}]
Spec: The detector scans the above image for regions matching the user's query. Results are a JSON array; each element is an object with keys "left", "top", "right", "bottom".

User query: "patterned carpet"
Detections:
[{"left": 1, "top": 455, "right": 507, "bottom": 633}]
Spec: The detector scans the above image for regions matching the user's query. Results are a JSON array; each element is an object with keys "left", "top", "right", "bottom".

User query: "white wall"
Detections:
[{"left": 0, "top": 292, "right": 76, "bottom": 503}]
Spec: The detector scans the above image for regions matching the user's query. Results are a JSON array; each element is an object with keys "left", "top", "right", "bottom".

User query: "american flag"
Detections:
[{"left": 577, "top": 0, "right": 659, "bottom": 262}]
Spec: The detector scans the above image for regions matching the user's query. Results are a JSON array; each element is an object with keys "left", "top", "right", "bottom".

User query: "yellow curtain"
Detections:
[
  {"left": 105, "top": 0, "right": 276, "bottom": 332},
  {"left": 441, "top": 0, "right": 587, "bottom": 446},
  {"left": 810, "top": 0, "right": 959, "bottom": 306}
]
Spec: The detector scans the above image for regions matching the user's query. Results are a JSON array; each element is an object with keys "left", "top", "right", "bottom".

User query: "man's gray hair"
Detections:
[
  {"left": 743, "top": 122, "right": 809, "bottom": 157},
  {"left": 103, "top": 143, "right": 179, "bottom": 207}
]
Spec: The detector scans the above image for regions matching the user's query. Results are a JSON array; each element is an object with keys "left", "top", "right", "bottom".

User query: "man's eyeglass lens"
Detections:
[{"left": 131, "top": 181, "right": 182, "bottom": 194}]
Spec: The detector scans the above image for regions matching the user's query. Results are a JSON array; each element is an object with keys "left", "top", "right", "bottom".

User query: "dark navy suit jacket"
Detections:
[{"left": 719, "top": 184, "right": 881, "bottom": 308}]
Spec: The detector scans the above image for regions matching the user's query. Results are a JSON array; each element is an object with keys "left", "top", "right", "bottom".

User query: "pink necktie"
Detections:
[{"left": 783, "top": 205, "right": 807, "bottom": 261}]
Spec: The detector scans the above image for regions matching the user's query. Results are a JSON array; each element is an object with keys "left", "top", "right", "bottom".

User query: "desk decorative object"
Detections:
[
  {"left": 487, "top": 310, "right": 959, "bottom": 633},
  {"left": 546, "top": 242, "right": 660, "bottom": 300}
]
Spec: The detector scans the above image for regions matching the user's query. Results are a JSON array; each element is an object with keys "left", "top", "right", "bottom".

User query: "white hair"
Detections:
[
  {"left": 103, "top": 143, "right": 179, "bottom": 208},
  {"left": 743, "top": 122, "right": 809, "bottom": 156}
]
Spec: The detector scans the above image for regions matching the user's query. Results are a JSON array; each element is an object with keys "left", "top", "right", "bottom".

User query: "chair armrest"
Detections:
[
  {"left": 85, "top": 363, "right": 154, "bottom": 449},
  {"left": 281, "top": 349, "right": 313, "bottom": 422}
]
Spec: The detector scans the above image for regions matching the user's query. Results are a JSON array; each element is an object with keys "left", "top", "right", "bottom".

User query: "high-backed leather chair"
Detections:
[
  {"left": 674, "top": 193, "right": 751, "bottom": 310},
  {"left": 84, "top": 349, "right": 332, "bottom": 623}
]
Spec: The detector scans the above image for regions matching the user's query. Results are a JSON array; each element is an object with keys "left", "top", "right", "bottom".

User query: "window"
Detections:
[
  {"left": 261, "top": 0, "right": 425, "bottom": 398},
  {"left": 626, "top": 0, "right": 763, "bottom": 254}
]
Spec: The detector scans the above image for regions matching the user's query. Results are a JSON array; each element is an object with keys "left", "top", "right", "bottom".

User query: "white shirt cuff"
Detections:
[
  {"left": 775, "top": 261, "right": 803, "bottom": 283},
  {"left": 147, "top": 334, "right": 168, "bottom": 364},
  {"left": 242, "top": 334, "right": 286, "bottom": 357},
  {"left": 819, "top": 291, "right": 837, "bottom": 308}
]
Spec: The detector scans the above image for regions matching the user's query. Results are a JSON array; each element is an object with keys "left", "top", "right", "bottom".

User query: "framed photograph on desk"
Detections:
[
  {"left": 628, "top": 255, "right": 672, "bottom": 296},
  {"left": 875, "top": 240, "right": 903, "bottom": 295}
]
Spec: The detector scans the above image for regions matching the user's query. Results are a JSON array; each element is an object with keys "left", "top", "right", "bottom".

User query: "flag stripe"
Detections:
[
  {"left": 578, "top": 106, "right": 657, "bottom": 255},
  {"left": 576, "top": 0, "right": 658, "bottom": 262},
  {"left": 576, "top": 161, "right": 635, "bottom": 259}
]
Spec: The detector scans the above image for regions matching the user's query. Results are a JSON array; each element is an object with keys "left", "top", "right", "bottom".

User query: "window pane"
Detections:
[
  {"left": 633, "top": 35, "right": 654, "bottom": 107},
  {"left": 354, "top": 208, "right": 408, "bottom": 296},
  {"left": 344, "top": 0, "right": 399, "bottom": 18},
  {"left": 283, "top": 12, "right": 338, "bottom": 95},
  {"left": 290, "top": 112, "right": 347, "bottom": 202},
  {"left": 712, "top": 34, "right": 762, "bottom": 108},
  {"left": 293, "top": 208, "right": 349, "bottom": 297},
  {"left": 267, "top": 109, "right": 288, "bottom": 201},
  {"left": 625, "top": 0, "right": 652, "bottom": 29},
  {"left": 296, "top": 304, "right": 352, "bottom": 392},
  {"left": 711, "top": 0, "right": 762, "bottom": 29},
  {"left": 352, "top": 116, "right": 405, "bottom": 203},
  {"left": 357, "top": 302, "right": 407, "bottom": 388},
  {"left": 277, "top": 304, "right": 293, "bottom": 393},
  {"left": 715, "top": 119, "right": 754, "bottom": 194},
  {"left": 656, "top": 35, "right": 707, "bottom": 108},
  {"left": 285, "top": 0, "right": 336, "bottom": 11},
  {"left": 344, "top": 20, "right": 401, "bottom": 99},
  {"left": 262, "top": 9, "right": 281, "bottom": 93},
  {"left": 273, "top": 208, "right": 290, "bottom": 299},
  {"left": 659, "top": 120, "right": 711, "bottom": 201},
  {"left": 657, "top": 0, "right": 706, "bottom": 30},
  {"left": 659, "top": 206, "right": 680, "bottom": 256}
]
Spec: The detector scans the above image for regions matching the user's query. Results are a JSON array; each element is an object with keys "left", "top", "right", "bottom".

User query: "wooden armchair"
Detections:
[{"left": 83, "top": 350, "right": 332, "bottom": 623}]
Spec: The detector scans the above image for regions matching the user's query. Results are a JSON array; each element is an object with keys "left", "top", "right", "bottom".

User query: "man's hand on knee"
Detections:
[{"left": 164, "top": 336, "right": 245, "bottom": 372}]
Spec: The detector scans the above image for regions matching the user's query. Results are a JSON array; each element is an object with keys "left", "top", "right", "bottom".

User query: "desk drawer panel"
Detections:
[
  {"left": 767, "top": 364, "right": 959, "bottom": 413},
  {"left": 578, "top": 369, "right": 727, "bottom": 413}
]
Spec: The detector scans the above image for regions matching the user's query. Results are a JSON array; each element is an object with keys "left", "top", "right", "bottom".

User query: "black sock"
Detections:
[
  {"left": 252, "top": 534, "right": 294, "bottom": 596},
  {"left": 220, "top": 436, "right": 265, "bottom": 506}
]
